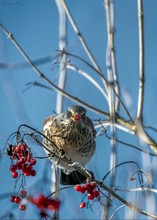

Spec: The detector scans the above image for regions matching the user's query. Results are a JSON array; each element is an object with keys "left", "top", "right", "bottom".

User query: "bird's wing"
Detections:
[{"left": 43, "top": 115, "right": 56, "bottom": 127}]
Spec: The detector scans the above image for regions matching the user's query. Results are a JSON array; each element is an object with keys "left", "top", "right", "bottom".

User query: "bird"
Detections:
[{"left": 42, "top": 105, "right": 96, "bottom": 185}]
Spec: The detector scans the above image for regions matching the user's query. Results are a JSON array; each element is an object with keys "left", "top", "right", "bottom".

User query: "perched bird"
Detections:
[{"left": 42, "top": 105, "right": 96, "bottom": 185}]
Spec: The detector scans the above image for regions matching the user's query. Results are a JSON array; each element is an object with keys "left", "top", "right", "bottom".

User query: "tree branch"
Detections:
[
  {"left": 60, "top": 0, "right": 109, "bottom": 92},
  {"left": 0, "top": 23, "right": 108, "bottom": 117},
  {"left": 137, "top": 0, "right": 145, "bottom": 119},
  {"left": 12, "top": 124, "right": 157, "bottom": 219},
  {"left": 105, "top": 0, "right": 120, "bottom": 112},
  {"left": 60, "top": 0, "right": 101, "bottom": 72}
]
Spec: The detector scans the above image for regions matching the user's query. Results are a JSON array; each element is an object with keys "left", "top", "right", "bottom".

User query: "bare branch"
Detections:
[
  {"left": 137, "top": 0, "right": 145, "bottom": 119},
  {"left": 60, "top": 0, "right": 101, "bottom": 72},
  {"left": 104, "top": 1, "right": 118, "bottom": 216},
  {"left": 54, "top": 0, "right": 67, "bottom": 218},
  {"left": 58, "top": 50, "right": 108, "bottom": 85},
  {"left": 0, "top": 55, "right": 55, "bottom": 70},
  {"left": 56, "top": 0, "right": 67, "bottom": 114},
  {"left": 0, "top": 23, "right": 108, "bottom": 117},
  {"left": 105, "top": 0, "right": 120, "bottom": 112},
  {"left": 66, "top": 63, "right": 108, "bottom": 101},
  {"left": 109, "top": 205, "right": 126, "bottom": 220},
  {"left": 97, "top": 181, "right": 157, "bottom": 219},
  {"left": 60, "top": 0, "right": 109, "bottom": 92},
  {"left": 9, "top": 124, "right": 157, "bottom": 219},
  {"left": 105, "top": 131, "right": 157, "bottom": 157},
  {"left": 104, "top": 79, "right": 117, "bottom": 218},
  {"left": 116, "top": 187, "right": 157, "bottom": 194}
]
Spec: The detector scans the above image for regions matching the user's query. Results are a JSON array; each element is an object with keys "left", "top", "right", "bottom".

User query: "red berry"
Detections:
[
  {"left": 30, "top": 169, "right": 36, "bottom": 176},
  {"left": 15, "top": 196, "right": 21, "bottom": 204},
  {"left": 47, "top": 199, "right": 60, "bottom": 211},
  {"left": 20, "top": 190, "right": 27, "bottom": 198},
  {"left": 20, "top": 144, "right": 27, "bottom": 151},
  {"left": 84, "top": 183, "right": 93, "bottom": 193},
  {"left": 11, "top": 171, "right": 18, "bottom": 178},
  {"left": 90, "top": 182, "right": 97, "bottom": 189},
  {"left": 16, "top": 144, "right": 27, "bottom": 153},
  {"left": 25, "top": 171, "right": 31, "bottom": 176},
  {"left": 9, "top": 164, "right": 17, "bottom": 172},
  {"left": 20, "top": 156, "right": 26, "bottom": 163},
  {"left": 79, "top": 186, "right": 86, "bottom": 194},
  {"left": 22, "top": 164, "right": 27, "bottom": 173},
  {"left": 10, "top": 195, "right": 16, "bottom": 203},
  {"left": 15, "top": 145, "right": 21, "bottom": 153},
  {"left": 30, "top": 158, "right": 36, "bottom": 165},
  {"left": 74, "top": 185, "right": 82, "bottom": 192},
  {"left": 93, "top": 190, "right": 99, "bottom": 197},
  {"left": 19, "top": 204, "right": 26, "bottom": 211},
  {"left": 80, "top": 202, "right": 86, "bottom": 208},
  {"left": 26, "top": 164, "right": 32, "bottom": 171},
  {"left": 88, "top": 193, "right": 94, "bottom": 200},
  {"left": 16, "top": 161, "right": 22, "bottom": 170},
  {"left": 26, "top": 151, "right": 31, "bottom": 162},
  {"left": 17, "top": 153, "right": 22, "bottom": 158}
]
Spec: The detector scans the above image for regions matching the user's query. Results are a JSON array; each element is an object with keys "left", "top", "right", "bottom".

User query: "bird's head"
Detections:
[{"left": 64, "top": 105, "right": 87, "bottom": 122}]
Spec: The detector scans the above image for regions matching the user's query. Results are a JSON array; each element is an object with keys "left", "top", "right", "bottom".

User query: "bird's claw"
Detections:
[
  {"left": 58, "top": 149, "right": 66, "bottom": 158},
  {"left": 47, "top": 152, "right": 55, "bottom": 159}
]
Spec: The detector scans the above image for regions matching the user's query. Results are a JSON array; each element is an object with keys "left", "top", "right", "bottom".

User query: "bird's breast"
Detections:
[{"left": 44, "top": 119, "right": 95, "bottom": 154}]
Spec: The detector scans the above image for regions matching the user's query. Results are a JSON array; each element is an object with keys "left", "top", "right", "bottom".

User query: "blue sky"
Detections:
[{"left": 0, "top": 0, "right": 157, "bottom": 219}]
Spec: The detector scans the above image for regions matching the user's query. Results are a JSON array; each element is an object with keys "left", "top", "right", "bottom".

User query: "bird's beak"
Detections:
[{"left": 73, "top": 114, "right": 81, "bottom": 121}]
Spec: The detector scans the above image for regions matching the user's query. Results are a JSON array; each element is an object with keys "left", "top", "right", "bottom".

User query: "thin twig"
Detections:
[
  {"left": 104, "top": 82, "right": 117, "bottom": 219},
  {"left": 97, "top": 180, "right": 157, "bottom": 219},
  {"left": 109, "top": 205, "right": 126, "bottom": 220},
  {"left": 104, "top": 130, "right": 157, "bottom": 157},
  {"left": 54, "top": 0, "right": 67, "bottom": 219},
  {"left": 9, "top": 124, "right": 157, "bottom": 219},
  {"left": 137, "top": 0, "right": 145, "bottom": 119},
  {"left": 113, "top": 87, "right": 134, "bottom": 124},
  {"left": 0, "top": 54, "right": 58, "bottom": 70},
  {"left": 66, "top": 63, "right": 108, "bottom": 101},
  {"left": 23, "top": 81, "right": 53, "bottom": 92},
  {"left": 115, "top": 187, "right": 157, "bottom": 194},
  {"left": 144, "top": 125, "right": 157, "bottom": 133},
  {"left": 56, "top": 0, "right": 67, "bottom": 114},
  {"left": 57, "top": 49, "right": 108, "bottom": 86},
  {"left": 104, "top": 1, "right": 118, "bottom": 216},
  {"left": 0, "top": 23, "right": 108, "bottom": 117},
  {"left": 106, "top": 0, "right": 120, "bottom": 112},
  {"left": 60, "top": 0, "right": 102, "bottom": 72},
  {"left": 101, "top": 161, "right": 141, "bottom": 183}
]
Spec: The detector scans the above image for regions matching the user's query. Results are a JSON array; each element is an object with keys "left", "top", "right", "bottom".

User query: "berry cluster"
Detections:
[
  {"left": 74, "top": 182, "right": 100, "bottom": 209},
  {"left": 7, "top": 143, "right": 37, "bottom": 178},
  {"left": 10, "top": 189, "right": 27, "bottom": 211},
  {"left": 29, "top": 194, "right": 60, "bottom": 216}
]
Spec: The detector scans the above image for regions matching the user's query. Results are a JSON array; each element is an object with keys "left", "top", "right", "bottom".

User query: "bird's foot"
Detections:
[
  {"left": 58, "top": 149, "right": 65, "bottom": 158},
  {"left": 58, "top": 149, "right": 72, "bottom": 163},
  {"left": 86, "top": 171, "right": 94, "bottom": 182},
  {"left": 47, "top": 152, "right": 55, "bottom": 159}
]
